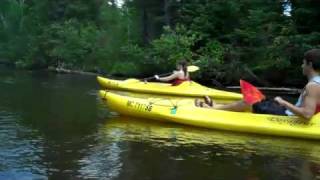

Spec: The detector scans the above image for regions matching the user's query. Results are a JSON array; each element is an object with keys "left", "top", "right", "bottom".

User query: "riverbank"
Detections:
[
  {"left": 1, "top": 64, "right": 301, "bottom": 95},
  {"left": 47, "top": 66, "right": 100, "bottom": 76}
]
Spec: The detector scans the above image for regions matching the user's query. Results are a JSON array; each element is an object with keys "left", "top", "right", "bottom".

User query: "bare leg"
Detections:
[
  {"left": 213, "top": 100, "right": 250, "bottom": 112},
  {"left": 195, "top": 97, "right": 250, "bottom": 112}
]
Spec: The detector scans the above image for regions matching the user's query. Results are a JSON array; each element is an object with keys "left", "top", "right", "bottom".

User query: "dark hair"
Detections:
[
  {"left": 304, "top": 49, "right": 320, "bottom": 71},
  {"left": 178, "top": 60, "right": 188, "bottom": 77}
]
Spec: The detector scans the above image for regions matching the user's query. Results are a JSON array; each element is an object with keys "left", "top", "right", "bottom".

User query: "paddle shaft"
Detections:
[
  {"left": 144, "top": 72, "right": 171, "bottom": 81},
  {"left": 144, "top": 65, "right": 199, "bottom": 81}
]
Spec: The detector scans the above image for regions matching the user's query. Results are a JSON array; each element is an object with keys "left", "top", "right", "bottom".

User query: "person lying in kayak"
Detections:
[
  {"left": 195, "top": 49, "right": 320, "bottom": 120},
  {"left": 154, "top": 60, "right": 190, "bottom": 86}
]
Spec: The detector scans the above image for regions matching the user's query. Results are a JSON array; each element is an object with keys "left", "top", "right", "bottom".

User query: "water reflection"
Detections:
[
  {"left": 0, "top": 111, "right": 46, "bottom": 179},
  {"left": 78, "top": 137, "right": 123, "bottom": 179},
  {"left": 0, "top": 67, "right": 105, "bottom": 179},
  {"left": 103, "top": 116, "right": 320, "bottom": 156},
  {"left": 100, "top": 116, "right": 320, "bottom": 179}
]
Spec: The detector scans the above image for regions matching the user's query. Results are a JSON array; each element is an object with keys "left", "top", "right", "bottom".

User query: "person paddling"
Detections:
[
  {"left": 154, "top": 60, "right": 190, "bottom": 86},
  {"left": 195, "top": 49, "right": 320, "bottom": 120}
]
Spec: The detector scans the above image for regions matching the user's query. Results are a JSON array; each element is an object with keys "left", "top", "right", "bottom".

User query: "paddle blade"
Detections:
[
  {"left": 187, "top": 65, "right": 199, "bottom": 72},
  {"left": 240, "top": 79, "right": 265, "bottom": 105}
]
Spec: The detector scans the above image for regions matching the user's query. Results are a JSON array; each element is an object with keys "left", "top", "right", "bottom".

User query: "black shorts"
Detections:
[{"left": 252, "top": 99, "right": 287, "bottom": 116}]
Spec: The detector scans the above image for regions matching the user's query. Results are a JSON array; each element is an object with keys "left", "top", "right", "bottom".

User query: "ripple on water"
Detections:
[
  {"left": 0, "top": 77, "right": 15, "bottom": 85},
  {"left": 77, "top": 128, "right": 123, "bottom": 179},
  {"left": 0, "top": 111, "right": 47, "bottom": 179}
]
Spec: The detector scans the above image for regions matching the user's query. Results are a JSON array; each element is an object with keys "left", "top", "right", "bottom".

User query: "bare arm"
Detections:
[
  {"left": 158, "top": 71, "right": 182, "bottom": 82},
  {"left": 275, "top": 83, "right": 318, "bottom": 120}
]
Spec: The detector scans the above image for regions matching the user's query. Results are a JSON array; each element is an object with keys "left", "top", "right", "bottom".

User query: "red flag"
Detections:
[{"left": 240, "top": 79, "right": 265, "bottom": 105}]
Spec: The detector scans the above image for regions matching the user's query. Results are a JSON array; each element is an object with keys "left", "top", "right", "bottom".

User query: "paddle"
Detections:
[
  {"left": 187, "top": 65, "right": 200, "bottom": 72},
  {"left": 124, "top": 65, "right": 199, "bottom": 84},
  {"left": 144, "top": 65, "right": 199, "bottom": 81}
]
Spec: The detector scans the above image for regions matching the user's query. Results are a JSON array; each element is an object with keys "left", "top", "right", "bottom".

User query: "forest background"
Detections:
[{"left": 0, "top": 0, "right": 319, "bottom": 86}]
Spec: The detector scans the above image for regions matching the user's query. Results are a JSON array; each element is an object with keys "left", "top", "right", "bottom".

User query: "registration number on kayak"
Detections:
[
  {"left": 127, "top": 100, "right": 153, "bottom": 112},
  {"left": 267, "top": 117, "right": 312, "bottom": 126}
]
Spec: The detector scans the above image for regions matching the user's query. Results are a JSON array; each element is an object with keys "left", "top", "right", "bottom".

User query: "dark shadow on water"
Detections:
[{"left": 0, "top": 67, "right": 109, "bottom": 179}]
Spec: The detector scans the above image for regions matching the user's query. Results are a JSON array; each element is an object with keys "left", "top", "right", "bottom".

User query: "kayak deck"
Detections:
[{"left": 97, "top": 76, "right": 243, "bottom": 100}]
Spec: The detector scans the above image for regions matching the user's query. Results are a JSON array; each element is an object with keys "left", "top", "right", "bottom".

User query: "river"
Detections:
[{"left": 1, "top": 65, "right": 320, "bottom": 180}]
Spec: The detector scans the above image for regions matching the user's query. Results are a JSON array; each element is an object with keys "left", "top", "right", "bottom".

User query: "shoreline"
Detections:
[
  {"left": 47, "top": 66, "right": 101, "bottom": 76},
  {"left": 1, "top": 64, "right": 301, "bottom": 95}
]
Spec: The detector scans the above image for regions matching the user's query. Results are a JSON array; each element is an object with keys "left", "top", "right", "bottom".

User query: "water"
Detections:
[{"left": 1, "top": 65, "right": 320, "bottom": 180}]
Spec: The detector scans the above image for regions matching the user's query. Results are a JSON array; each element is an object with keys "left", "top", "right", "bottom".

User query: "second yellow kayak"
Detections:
[{"left": 97, "top": 76, "right": 242, "bottom": 100}]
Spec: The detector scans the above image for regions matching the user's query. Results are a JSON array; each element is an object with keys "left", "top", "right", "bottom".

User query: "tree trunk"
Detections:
[
  {"left": 163, "top": 0, "right": 171, "bottom": 27},
  {"left": 142, "top": 8, "right": 150, "bottom": 44}
]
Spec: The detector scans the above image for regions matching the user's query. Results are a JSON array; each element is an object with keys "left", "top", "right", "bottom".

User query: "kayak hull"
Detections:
[
  {"left": 97, "top": 76, "right": 242, "bottom": 100},
  {"left": 99, "top": 90, "right": 320, "bottom": 140}
]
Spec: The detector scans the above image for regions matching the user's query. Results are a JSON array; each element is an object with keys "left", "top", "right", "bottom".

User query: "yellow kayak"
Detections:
[
  {"left": 97, "top": 76, "right": 242, "bottom": 100},
  {"left": 99, "top": 90, "right": 320, "bottom": 140}
]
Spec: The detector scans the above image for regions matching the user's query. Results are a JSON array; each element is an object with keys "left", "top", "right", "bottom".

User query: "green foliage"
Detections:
[
  {"left": 0, "top": 0, "right": 319, "bottom": 85},
  {"left": 180, "top": 0, "right": 242, "bottom": 40},
  {"left": 109, "top": 61, "right": 141, "bottom": 77},
  {"left": 40, "top": 20, "right": 99, "bottom": 68},
  {"left": 149, "top": 25, "right": 199, "bottom": 72},
  {"left": 117, "top": 25, "right": 199, "bottom": 75},
  {"left": 0, "top": 0, "right": 136, "bottom": 72},
  {"left": 0, "top": 0, "right": 29, "bottom": 61},
  {"left": 107, "top": 44, "right": 145, "bottom": 76},
  {"left": 195, "top": 41, "right": 224, "bottom": 78},
  {"left": 291, "top": 0, "right": 320, "bottom": 33}
]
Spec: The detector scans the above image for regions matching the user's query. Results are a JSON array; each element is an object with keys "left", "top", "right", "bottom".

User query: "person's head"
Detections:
[
  {"left": 302, "top": 49, "right": 320, "bottom": 75},
  {"left": 176, "top": 60, "right": 188, "bottom": 75}
]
